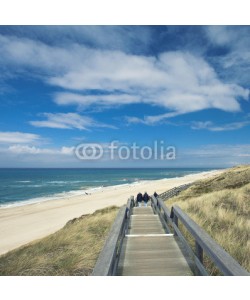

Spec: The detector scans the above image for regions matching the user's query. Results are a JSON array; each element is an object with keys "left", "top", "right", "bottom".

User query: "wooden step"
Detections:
[
  {"left": 128, "top": 213, "right": 165, "bottom": 235},
  {"left": 128, "top": 228, "right": 166, "bottom": 235},
  {"left": 117, "top": 236, "right": 194, "bottom": 276},
  {"left": 132, "top": 207, "right": 154, "bottom": 215},
  {"left": 116, "top": 265, "right": 193, "bottom": 276}
]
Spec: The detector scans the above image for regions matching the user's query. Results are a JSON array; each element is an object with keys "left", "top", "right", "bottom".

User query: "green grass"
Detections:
[
  {"left": 0, "top": 206, "right": 119, "bottom": 276},
  {"left": 164, "top": 165, "right": 250, "bottom": 274}
]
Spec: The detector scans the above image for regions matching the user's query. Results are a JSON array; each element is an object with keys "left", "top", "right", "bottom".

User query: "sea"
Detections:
[{"left": 0, "top": 168, "right": 216, "bottom": 208}]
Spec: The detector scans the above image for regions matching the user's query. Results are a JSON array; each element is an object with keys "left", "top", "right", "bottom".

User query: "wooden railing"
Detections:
[
  {"left": 151, "top": 194, "right": 172, "bottom": 233},
  {"left": 151, "top": 194, "right": 249, "bottom": 276},
  {"left": 159, "top": 183, "right": 193, "bottom": 200},
  {"left": 91, "top": 196, "right": 134, "bottom": 276}
]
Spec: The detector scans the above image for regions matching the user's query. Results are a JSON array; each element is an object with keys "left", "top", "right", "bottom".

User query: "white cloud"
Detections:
[
  {"left": 8, "top": 145, "right": 75, "bottom": 155},
  {"left": 0, "top": 131, "right": 41, "bottom": 144},
  {"left": 61, "top": 146, "right": 75, "bottom": 155},
  {"left": 54, "top": 92, "right": 141, "bottom": 108},
  {"left": 30, "top": 112, "right": 115, "bottom": 130},
  {"left": 191, "top": 120, "right": 250, "bottom": 131},
  {"left": 205, "top": 26, "right": 250, "bottom": 86},
  {"left": 50, "top": 51, "right": 249, "bottom": 123},
  {"left": 0, "top": 34, "right": 80, "bottom": 73},
  {"left": 184, "top": 144, "right": 250, "bottom": 158},
  {"left": 205, "top": 26, "right": 233, "bottom": 46},
  {"left": 0, "top": 34, "right": 249, "bottom": 124},
  {"left": 2, "top": 26, "right": 152, "bottom": 54}
]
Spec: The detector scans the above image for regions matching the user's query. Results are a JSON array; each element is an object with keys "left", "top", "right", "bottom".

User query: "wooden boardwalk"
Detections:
[
  {"left": 116, "top": 206, "right": 194, "bottom": 276},
  {"left": 92, "top": 192, "right": 249, "bottom": 276}
]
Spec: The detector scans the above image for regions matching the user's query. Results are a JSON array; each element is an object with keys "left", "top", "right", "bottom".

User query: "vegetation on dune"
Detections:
[
  {"left": 164, "top": 165, "right": 250, "bottom": 274},
  {"left": 0, "top": 206, "right": 118, "bottom": 276},
  {"left": 180, "top": 165, "right": 250, "bottom": 198}
]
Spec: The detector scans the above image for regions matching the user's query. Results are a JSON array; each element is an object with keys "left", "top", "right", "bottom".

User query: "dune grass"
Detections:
[
  {"left": 0, "top": 206, "right": 118, "bottom": 276},
  {"left": 164, "top": 165, "right": 250, "bottom": 274}
]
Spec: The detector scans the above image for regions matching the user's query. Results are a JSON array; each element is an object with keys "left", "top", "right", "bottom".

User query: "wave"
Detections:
[
  {"left": 0, "top": 185, "right": 107, "bottom": 209},
  {"left": 10, "top": 184, "right": 45, "bottom": 188},
  {"left": 16, "top": 181, "right": 31, "bottom": 183},
  {"left": 81, "top": 180, "right": 109, "bottom": 183},
  {"left": 47, "top": 180, "right": 109, "bottom": 184}
]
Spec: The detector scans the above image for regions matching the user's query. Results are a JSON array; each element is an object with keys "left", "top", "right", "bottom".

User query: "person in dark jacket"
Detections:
[
  {"left": 143, "top": 192, "right": 150, "bottom": 207},
  {"left": 136, "top": 192, "right": 143, "bottom": 207}
]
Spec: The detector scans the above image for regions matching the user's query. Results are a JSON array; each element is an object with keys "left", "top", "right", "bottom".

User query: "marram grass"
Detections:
[
  {"left": 165, "top": 165, "right": 250, "bottom": 274},
  {"left": 0, "top": 206, "right": 118, "bottom": 276}
]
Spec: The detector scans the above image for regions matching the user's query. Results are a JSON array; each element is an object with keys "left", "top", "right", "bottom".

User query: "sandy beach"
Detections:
[{"left": 0, "top": 169, "right": 224, "bottom": 255}]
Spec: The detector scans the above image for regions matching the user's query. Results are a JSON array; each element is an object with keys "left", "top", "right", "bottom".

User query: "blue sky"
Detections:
[{"left": 0, "top": 25, "right": 249, "bottom": 167}]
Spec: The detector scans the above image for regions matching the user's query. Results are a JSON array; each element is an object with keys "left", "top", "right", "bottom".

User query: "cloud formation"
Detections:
[
  {"left": 0, "top": 34, "right": 249, "bottom": 125},
  {"left": 51, "top": 50, "right": 249, "bottom": 124},
  {"left": 205, "top": 26, "right": 250, "bottom": 86},
  {"left": 0, "top": 26, "right": 152, "bottom": 54},
  {"left": 30, "top": 112, "right": 115, "bottom": 130},
  {"left": 191, "top": 120, "right": 250, "bottom": 131},
  {"left": 54, "top": 92, "right": 141, "bottom": 108},
  {"left": 0, "top": 131, "right": 41, "bottom": 144},
  {"left": 8, "top": 145, "right": 75, "bottom": 155}
]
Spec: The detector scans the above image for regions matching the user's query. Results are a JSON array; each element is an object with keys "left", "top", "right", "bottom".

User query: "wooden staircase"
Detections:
[{"left": 116, "top": 206, "right": 194, "bottom": 276}]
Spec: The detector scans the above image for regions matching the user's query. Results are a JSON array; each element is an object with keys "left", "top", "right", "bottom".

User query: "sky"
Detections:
[{"left": 0, "top": 25, "right": 249, "bottom": 168}]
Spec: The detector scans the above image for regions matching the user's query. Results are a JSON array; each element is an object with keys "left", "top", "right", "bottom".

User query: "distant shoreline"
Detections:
[
  {"left": 0, "top": 169, "right": 224, "bottom": 255},
  {"left": 0, "top": 168, "right": 220, "bottom": 210}
]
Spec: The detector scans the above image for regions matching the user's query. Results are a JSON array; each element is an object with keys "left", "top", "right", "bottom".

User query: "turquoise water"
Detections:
[{"left": 0, "top": 168, "right": 216, "bottom": 207}]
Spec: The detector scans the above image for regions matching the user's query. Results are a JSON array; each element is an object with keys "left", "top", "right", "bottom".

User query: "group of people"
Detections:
[{"left": 135, "top": 191, "right": 158, "bottom": 207}]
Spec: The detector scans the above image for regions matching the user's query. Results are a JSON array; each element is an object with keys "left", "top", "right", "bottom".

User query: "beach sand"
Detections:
[{"left": 0, "top": 169, "right": 224, "bottom": 255}]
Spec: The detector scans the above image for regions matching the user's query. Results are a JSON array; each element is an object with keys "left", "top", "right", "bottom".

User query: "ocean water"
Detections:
[{"left": 0, "top": 168, "right": 216, "bottom": 208}]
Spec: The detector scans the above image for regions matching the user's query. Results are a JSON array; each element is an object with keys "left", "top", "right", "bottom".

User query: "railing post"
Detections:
[
  {"left": 131, "top": 196, "right": 135, "bottom": 208},
  {"left": 195, "top": 241, "right": 203, "bottom": 264},
  {"left": 173, "top": 213, "right": 178, "bottom": 236}
]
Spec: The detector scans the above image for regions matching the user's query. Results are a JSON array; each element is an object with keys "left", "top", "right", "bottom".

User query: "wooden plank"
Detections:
[
  {"left": 132, "top": 207, "right": 154, "bottom": 215},
  {"left": 117, "top": 267, "right": 193, "bottom": 276},
  {"left": 173, "top": 205, "right": 249, "bottom": 276},
  {"left": 131, "top": 215, "right": 158, "bottom": 218},
  {"left": 128, "top": 218, "right": 166, "bottom": 234},
  {"left": 126, "top": 233, "right": 174, "bottom": 237},
  {"left": 117, "top": 235, "right": 194, "bottom": 276},
  {"left": 128, "top": 228, "right": 166, "bottom": 235},
  {"left": 92, "top": 205, "right": 127, "bottom": 276}
]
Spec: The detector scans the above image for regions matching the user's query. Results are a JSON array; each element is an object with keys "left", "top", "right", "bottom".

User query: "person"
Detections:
[
  {"left": 143, "top": 192, "right": 150, "bottom": 207},
  {"left": 136, "top": 192, "right": 143, "bottom": 207},
  {"left": 154, "top": 191, "right": 158, "bottom": 198}
]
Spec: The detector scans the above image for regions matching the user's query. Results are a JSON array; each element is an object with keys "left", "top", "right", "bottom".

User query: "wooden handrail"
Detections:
[
  {"left": 172, "top": 205, "right": 249, "bottom": 276},
  {"left": 92, "top": 196, "right": 134, "bottom": 276},
  {"left": 158, "top": 184, "right": 192, "bottom": 202},
  {"left": 157, "top": 197, "right": 171, "bottom": 218},
  {"left": 152, "top": 186, "right": 249, "bottom": 276},
  {"left": 151, "top": 195, "right": 171, "bottom": 233}
]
